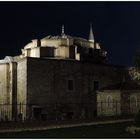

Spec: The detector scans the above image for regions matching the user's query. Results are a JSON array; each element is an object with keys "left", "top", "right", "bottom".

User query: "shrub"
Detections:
[{"left": 135, "top": 110, "right": 140, "bottom": 127}]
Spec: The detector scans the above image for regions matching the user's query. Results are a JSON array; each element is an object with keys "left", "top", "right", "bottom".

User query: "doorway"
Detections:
[{"left": 33, "top": 107, "right": 42, "bottom": 120}]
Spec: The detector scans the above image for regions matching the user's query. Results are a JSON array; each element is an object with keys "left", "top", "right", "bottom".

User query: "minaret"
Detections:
[
  {"left": 61, "top": 24, "right": 66, "bottom": 38},
  {"left": 89, "top": 23, "right": 94, "bottom": 43}
]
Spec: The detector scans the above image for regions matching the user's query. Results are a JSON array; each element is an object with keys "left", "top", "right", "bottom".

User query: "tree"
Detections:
[
  {"left": 135, "top": 110, "right": 140, "bottom": 127},
  {"left": 134, "top": 48, "right": 140, "bottom": 69}
]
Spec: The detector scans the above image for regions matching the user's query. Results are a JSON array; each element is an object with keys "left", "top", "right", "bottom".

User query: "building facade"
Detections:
[{"left": 0, "top": 25, "right": 139, "bottom": 121}]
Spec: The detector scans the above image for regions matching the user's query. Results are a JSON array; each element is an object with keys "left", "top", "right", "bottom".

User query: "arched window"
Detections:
[
  {"left": 106, "top": 95, "right": 113, "bottom": 108},
  {"left": 130, "top": 95, "right": 137, "bottom": 113},
  {"left": 97, "top": 95, "right": 102, "bottom": 115},
  {"left": 97, "top": 95, "right": 101, "bottom": 107}
]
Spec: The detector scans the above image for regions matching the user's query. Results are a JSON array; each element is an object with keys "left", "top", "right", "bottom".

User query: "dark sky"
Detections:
[{"left": 0, "top": 2, "right": 139, "bottom": 66}]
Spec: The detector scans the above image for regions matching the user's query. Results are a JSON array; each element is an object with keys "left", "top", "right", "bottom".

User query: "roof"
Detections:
[
  {"left": 101, "top": 82, "right": 140, "bottom": 90},
  {"left": 4, "top": 56, "right": 15, "bottom": 62},
  {"left": 42, "top": 35, "right": 73, "bottom": 40},
  {"left": 41, "top": 35, "right": 90, "bottom": 43}
]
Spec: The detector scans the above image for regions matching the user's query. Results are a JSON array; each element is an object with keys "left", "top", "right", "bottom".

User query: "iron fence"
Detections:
[
  {"left": 97, "top": 101, "right": 140, "bottom": 116},
  {"left": 0, "top": 101, "right": 139, "bottom": 121}
]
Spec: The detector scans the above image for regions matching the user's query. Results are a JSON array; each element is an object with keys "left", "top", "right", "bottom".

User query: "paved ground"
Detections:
[
  {"left": 0, "top": 117, "right": 134, "bottom": 133},
  {"left": 0, "top": 121, "right": 135, "bottom": 138}
]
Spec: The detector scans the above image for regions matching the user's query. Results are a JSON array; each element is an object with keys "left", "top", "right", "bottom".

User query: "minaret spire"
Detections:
[
  {"left": 89, "top": 23, "right": 94, "bottom": 43},
  {"left": 61, "top": 24, "right": 65, "bottom": 36}
]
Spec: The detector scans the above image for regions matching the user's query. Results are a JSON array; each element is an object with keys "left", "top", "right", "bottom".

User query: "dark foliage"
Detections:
[
  {"left": 134, "top": 49, "right": 140, "bottom": 69},
  {"left": 135, "top": 110, "right": 140, "bottom": 126}
]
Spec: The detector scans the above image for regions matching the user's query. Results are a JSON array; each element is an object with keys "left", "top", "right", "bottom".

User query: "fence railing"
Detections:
[
  {"left": 97, "top": 101, "right": 139, "bottom": 116},
  {"left": 0, "top": 101, "right": 138, "bottom": 121}
]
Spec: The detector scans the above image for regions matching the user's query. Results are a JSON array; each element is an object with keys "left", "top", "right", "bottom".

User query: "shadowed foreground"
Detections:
[{"left": 0, "top": 122, "right": 139, "bottom": 138}]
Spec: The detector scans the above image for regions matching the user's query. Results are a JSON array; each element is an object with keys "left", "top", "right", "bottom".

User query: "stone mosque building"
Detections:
[{"left": 0, "top": 25, "right": 139, "bottom": 121}]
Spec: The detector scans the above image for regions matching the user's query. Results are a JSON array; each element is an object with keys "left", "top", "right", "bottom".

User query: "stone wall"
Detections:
[
  {"left": 0, "top": 63, "right": 12, "bottom": 121},
  {"left": 9, "top": 62, "right": 17, "bottom": 120},
  {"left": 17, "top": 58, "right": 27, "bottom": 121},
  {"left": 0, "top": 57, "right": 132, "bottom": 121},
  {"left": 25, "top": 57, "right": 124, "bottom": 120}
]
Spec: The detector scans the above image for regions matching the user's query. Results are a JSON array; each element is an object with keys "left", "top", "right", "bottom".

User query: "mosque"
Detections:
[{"left": 0, "top": 24, "right": 139, "bottom": 121}]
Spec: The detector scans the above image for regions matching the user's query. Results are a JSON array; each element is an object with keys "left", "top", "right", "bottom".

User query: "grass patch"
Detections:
[{"left": 0, "top": 121, "right": 139, "bottom": 138}]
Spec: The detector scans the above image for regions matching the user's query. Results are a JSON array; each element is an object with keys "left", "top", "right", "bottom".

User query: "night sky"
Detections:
[{"left": 0, "top": 2, "right": 139, "bottom": 66}]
